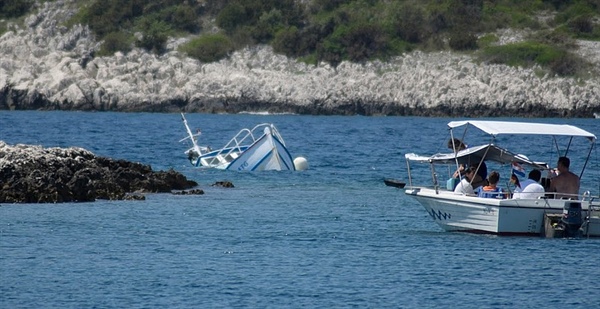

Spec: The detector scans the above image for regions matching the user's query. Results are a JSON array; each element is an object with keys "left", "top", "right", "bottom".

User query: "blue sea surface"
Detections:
[{"left": 1, "top": 111, "right": 599, "bottom": 308}]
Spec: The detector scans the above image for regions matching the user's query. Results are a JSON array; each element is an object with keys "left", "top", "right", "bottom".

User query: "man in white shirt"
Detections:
[
  {"left": 512, "top": 169, "right": 545, "bottom": 199},
  {"left": 454, "top": 167, "right": 476, "bottom": 195}
]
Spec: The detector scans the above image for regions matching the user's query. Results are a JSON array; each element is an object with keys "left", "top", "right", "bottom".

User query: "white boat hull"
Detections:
[
  {"left": 406, "top": 187, "right": 600, "bottom": 237},
  {"left": 193, "top": 129, "right": 294, "bottom": 171},
  {"left": 181, "top": 113, "right": 297, "bottom": 172},
  {"left": 226, "top": 132, "right": 295, "bottom": 171}
]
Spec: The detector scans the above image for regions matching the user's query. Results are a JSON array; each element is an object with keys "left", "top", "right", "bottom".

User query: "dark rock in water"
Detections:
[
  {"left": 173, "top": 189, "right": 205, "bottom": 195},
  {"left": 0, "top": 141, "right": 198, "bottom": 203},
  {"left": 212, "top": 181, "right": 235, "bottom": 188},
  {"left": 124, "top": 193, "right": 146, "bottom": 201}
]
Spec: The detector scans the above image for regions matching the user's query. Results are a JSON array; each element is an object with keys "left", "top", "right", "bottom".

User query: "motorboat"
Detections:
[
  {"left": 404, "top": 120, "right": 599, "bottom": 237},
  {"left": 180, "top": 113, "right": 307, "bottom": 171}
]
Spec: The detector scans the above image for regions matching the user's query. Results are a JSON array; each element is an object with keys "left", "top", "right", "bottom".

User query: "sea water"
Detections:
[{"left": 1, "top": 111, "right": 599, "bottom": 308}]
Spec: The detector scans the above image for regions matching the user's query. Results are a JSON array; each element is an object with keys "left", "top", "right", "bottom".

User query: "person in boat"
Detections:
[
  {"left": 454, "top": 167, "right": 477, "bottom": 195},
  {"left": 511, "top": 169, "right": 545, "bottom": 199},
  {"left": 477, "top": 171, "right": 505, "bottom": 198},
  {"left": 548, "top": 156, "right": 580, "bottom": 199},
  {"left": 448, "top": 138, "right": 488, "bottom": 188},
  {"left": 447, "top": 138, "right": 467, "bottom": 152}
]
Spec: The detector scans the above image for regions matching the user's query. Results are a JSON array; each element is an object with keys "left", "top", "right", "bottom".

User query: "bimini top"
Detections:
[
  {"left": 405, "top": 144, "right": 548, "bottom": 170},
  {"left": 447, "top": 120, "right": 596, "bottom": 142}
]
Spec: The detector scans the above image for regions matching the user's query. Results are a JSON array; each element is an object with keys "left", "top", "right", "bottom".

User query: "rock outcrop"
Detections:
[
  {"left": 0, "top": 0, "right": 599, "bottom": 117},
  {"left": 0, "top": 141, "right": 198, "bottom": 203}
]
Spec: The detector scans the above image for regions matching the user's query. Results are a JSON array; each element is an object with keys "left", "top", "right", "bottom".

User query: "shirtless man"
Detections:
[{"left": 548, "top": 157, "right": 580, "bottom": 199}]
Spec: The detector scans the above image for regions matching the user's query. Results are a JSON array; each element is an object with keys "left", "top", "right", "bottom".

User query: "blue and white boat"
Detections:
[{"left": 180, "top": 113, "right": 307, "bottom": 171}]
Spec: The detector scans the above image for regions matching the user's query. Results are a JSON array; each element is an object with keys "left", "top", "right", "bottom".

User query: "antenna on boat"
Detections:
[{"left": 180, "top": 113, "right": 203, "bottom": 157}]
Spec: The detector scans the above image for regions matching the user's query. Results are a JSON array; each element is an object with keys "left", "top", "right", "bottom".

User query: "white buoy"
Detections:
[{"left": 293, "top": 156, "right": 308, "bottom": 171}]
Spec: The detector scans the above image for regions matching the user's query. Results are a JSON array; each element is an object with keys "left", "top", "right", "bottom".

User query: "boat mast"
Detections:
[{"left": 181, "top": 113, "right": 203, "bottom": 157}]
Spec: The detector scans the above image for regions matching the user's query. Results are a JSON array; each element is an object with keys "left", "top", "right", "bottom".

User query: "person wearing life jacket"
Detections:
[{"left": 478, "top": 171, "right": 504, "bottom": 198}]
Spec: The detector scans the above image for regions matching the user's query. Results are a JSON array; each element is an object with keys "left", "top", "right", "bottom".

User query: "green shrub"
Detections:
[
  {"left": 166, "top": 4, "right": 200, "bottom": 33},
  {"left": 251, "top": 9, "right": 284, "bottom": 43},
  {"left": 534, "top": 29, "right": 577, "bottom": 48},
  {"left": 386, "top": 38, "right": 413, "bottom": 55},
  {"left": 386, "top": 2, "right": 428, "bottom": 43},
  {"left": 317, "top": 35, "right": 344, "bottom": 66},
  {"left": 554, "top": 1, "right": 598, "bottom": 24},
  {"left": 480, "top": 42, "right": 554, "bottom": 66},
  {"left": 216, "top": 2, "right": 247, "bottom": 34},
  {"left": 568, "top": 14, "right": 594, "bottom": 34},
  {"left": 315, "top": 21, "right": 390, "bottom": 65},
  {"left": 272, "top": 26, "right": 301, "bottom": 56},
  {"left": 310, "top": 0, "right": 353, "bottom": 12},
  {"left": 0, "top": 0, "right": 33, "bottom": 18},
  {"left": 548, "top": 52, "right": 582, "bottom": 76},
  {"left": 76, "top": 0, "right": 145, "bottom": 38},
  {"left": 448, "top": 31, "right": 478, "bottom": 51},
  {"left": 477, "top": 34, "right": 499, "bottom": 48},
  {"left": 179, "top": 33, "right": 234, "bottom": 63},
  {"left": 229, "top": 26, "right": 256, "bottom": 49},
  {"left": 98, "top": 31, "right": 133, "bottom": 56},
  {"left": 479, "top": 41, "right": 585, "bottom": 76},
  {"left": 135, "top": 19, "right": 172, "bottom": 53},
  {"left": 567, "top": 14, "right": 600, "bottom": 39}
]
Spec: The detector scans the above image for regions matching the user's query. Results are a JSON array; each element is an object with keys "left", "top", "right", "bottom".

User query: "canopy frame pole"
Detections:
[
  {"left": 468, "top": 135, "right": 494, "bottom": 186},
  {"left": 405, "top": 157, "right": 413, "bottom": 187},
  {"left": 429, "top": 162, "right": 439, "bottom": 194},
  {"left": 579, "top": 142, "right": 594, "bottom": 181},
  {"left": 449, "top": 125, "right": 471, "bottom": 177},
  {"left": 449, "top": 129, "right": 461, "bottom": 175}
]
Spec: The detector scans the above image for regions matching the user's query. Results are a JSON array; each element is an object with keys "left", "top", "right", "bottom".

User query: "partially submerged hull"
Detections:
[
  {"left": 405, "top": 187, "right": 600, "bottom": 237},
  {"left": 224, "top": 131, "right": 295, "bottom": 171},
  {"left": 181, "top": 113, "right": 299, "bottom": 171},
  {"left": 191, "top": 130, "right": 295, "bottom": 171}
]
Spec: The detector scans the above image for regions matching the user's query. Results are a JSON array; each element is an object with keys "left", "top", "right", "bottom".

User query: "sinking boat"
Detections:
[
  {"left": 403, "top": 120, "right": 599, "bottom": 237},
  {"left": 180, "top": 113, "right": 307, "bottom": 171}
]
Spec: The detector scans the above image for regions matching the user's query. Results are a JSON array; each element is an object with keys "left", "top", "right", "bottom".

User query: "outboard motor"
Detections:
[{"left": 559, "top": 202, "right": 583, "bottom": 237}]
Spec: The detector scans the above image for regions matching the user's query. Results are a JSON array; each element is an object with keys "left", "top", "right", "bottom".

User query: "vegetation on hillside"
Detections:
[
  {"left": 0, "top": 0, "right": 35, "bottom": 35},
  {"left": 5, "top": 0, "right": 600, "bottom": 77}
]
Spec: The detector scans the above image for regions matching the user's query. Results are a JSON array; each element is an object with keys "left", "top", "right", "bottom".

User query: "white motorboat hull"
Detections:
[
  {"left": 405, "top": 187, "right": 600, "bottom": 237},
  {"left": 403, "top": 120, "right": 599, "bottom": 238}
]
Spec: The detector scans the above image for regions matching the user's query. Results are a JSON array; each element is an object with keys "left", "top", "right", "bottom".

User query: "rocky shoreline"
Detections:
[
  {"left": 0, "top": 141, "right": 199, "bottom": 203},
  {"left": 0, "top": 0, "right": 599, "bottom": 117}
]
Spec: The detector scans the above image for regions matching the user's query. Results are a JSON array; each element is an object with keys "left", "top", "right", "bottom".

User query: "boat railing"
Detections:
[
  {"left": 213, "top": 123, "right": 283, "bottom": 160},
  {"left": 580, "top": 192, "right": 600, "bottom": 237}
]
